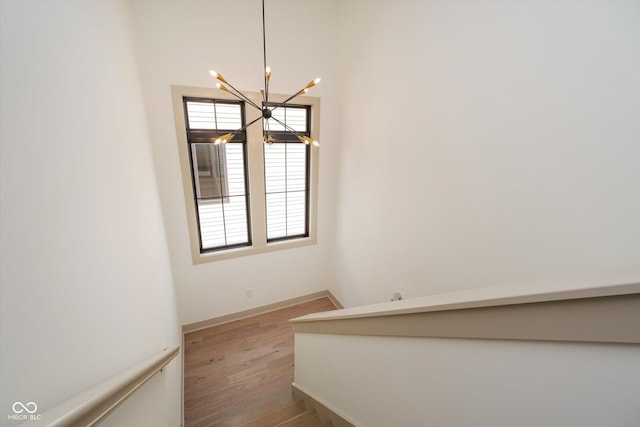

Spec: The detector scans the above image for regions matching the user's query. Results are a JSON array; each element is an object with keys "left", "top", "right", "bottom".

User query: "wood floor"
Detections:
[{"left": 184, "top": 297, "right": 337, "bottom": 427}]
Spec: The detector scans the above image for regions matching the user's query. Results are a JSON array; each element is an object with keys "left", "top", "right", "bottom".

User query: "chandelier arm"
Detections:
[
  {"left": 236, "top": 115, "right": 263, "bottom": 133},
  {"left": 269, "top": 90, "right": 306, "bottom": 112},
  {"left": 269, "top": 116, "right": 304, "bottom": 138},
  {"left": 216, "top": 76, "right": 262, "bottom": 110},
  {"left": 223, "top": 82, "right": 263, "bottom": 111}
]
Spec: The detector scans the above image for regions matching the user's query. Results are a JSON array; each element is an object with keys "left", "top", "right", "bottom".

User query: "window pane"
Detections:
[
  {"left": 186, "top": 101, "right": 242, "bottom": 130},
  {"left": 285, "top": 145, "right": 306, "bottom": 192},
  {"left": 264, "top": 144, "right": 286, "bottom": 193},
  {"left": 199, "top": 143, "right": 249, "bottom": 249},
  {"left": 215, "top": 104, "right": 243, "bottom": 129},
  {"left": 265, "top": 193, "right": 286, "bottom": 240},
  {"left": 286, "top": 191, "right": 306, "bottom": 236},
  {"left": 222, "top": 196, "right": 249, "bottom": 245},
  {"left": 264, "top": 141, "right": 309, "bottom": 241},
  {"left": 198, "top": 200, "right": 225, "bottom": 248},
  {"left": 264, "top": 106, "right": 307, "bottom": 132},
  {"left": 192, "top": 144, "right": 228, "bottom": 199},
  {"left": 186, "top": 102, "right": 216, "bottom": 129},
  {"left": 193, "top": 143, "right": 250, "bottom": 250},
  {"left": 198, "top": 196, "right": 249, "bottom": 249},
  {"left": 224, "top": 144, "right": 247, "bottom": 196}
]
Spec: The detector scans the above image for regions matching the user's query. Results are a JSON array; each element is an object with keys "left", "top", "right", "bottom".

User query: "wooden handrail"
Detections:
[{"left": 20, "top": 346, "right": 180, "bottom": 427}]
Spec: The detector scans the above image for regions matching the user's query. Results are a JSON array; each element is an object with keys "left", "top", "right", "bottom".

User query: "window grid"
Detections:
[
  {"left": 264, "top": 105, "right": 310, "bottom": 241},
  {"left": 184, "top": 97, "right": 251, "bottom": 252}
]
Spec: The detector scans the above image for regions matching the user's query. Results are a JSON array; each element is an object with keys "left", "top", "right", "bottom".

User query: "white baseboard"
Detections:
[{"left": 182, "top": 290, "right": 342, "bottom": 334}]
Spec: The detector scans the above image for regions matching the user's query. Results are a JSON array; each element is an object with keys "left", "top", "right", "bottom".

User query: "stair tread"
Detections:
[
  {"left": 210, "top": 393, "right": 296, "bottom": 427},
  {"left": 240, "top": 400, "right": 307, "bottom": 427},
  {"left": 275, "top": 409, "right": 321, "bottom": 427}
]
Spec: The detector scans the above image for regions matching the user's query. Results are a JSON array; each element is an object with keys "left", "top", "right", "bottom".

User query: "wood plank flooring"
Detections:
[{"left": 184, "top": 297, "right": 337, "bottom": 427}]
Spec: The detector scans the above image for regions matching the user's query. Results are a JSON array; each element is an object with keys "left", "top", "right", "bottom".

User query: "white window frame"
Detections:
[{"left": 171, "top": 85, "right": 320, "bottom": 264}]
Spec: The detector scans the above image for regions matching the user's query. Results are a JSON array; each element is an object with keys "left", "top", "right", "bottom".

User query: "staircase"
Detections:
[
  {"left": 211, "top": 392, "right": 331, "bottom": 427},
  {"left": 184, "top": 298, "right": 340, "bottom": 427}
]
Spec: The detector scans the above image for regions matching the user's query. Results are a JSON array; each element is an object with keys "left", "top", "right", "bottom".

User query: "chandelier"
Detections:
[{"left": 209, "top": 0, "right": 320, "bottom": 146}]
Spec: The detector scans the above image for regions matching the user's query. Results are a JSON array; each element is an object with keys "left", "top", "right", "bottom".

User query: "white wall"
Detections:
[
  {"left": 295, "top": 334, "right": 640, "bottom": 426},
  {"left": 0, "top": 1, "right": 181, "bottom": 425},
  {"left": 332, "top": 0, "right": 640, "bottom": 306},
  {"left": 129, "top": 0, "right": 343, "bottom": 325}
]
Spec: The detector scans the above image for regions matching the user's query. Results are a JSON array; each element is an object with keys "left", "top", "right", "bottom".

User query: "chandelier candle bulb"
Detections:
[
  {"left": 209, "top": 70, "right": 229, "bottom": 85},
  {"left": 296, "top": 136, "right": 318, "bottom": 146},
  {"left": 216, "top": 83, "right": 231, "bottom": 93},
  {"left": 214, "top": 133, "right": 234, "bottom": 145},
  {"left": 304, "top": 78, "right": 321, "bottom": 89}
]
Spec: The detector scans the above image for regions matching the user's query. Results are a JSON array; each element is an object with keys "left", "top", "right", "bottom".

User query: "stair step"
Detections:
[
  {"left": 275, "top": 409, "right": 322, "bottom": 427},
  {"left": 240, "top": 400, "right": 307, "bottom": 427},
  {"left": 210, "top": 393, "right": 296, "bottom": 427},
  {"left": 207, "top": 391, "right": 333, "bottom": 427}
]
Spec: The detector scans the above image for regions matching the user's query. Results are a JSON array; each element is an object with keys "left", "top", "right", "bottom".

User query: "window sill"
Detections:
[{"left": 192, "top": 236, "right": 317, "bottom": 264}]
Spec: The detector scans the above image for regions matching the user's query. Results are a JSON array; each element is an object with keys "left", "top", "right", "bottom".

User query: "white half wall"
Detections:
[
  {"left": 295, "top": 333, "right": 640, "bottom": 427},
  {"left": 129, "top": 0, "right": 343, "bottom": 325},
  {"left": 0, "top": 1, "right": 181, "bottom": 425},
  {"left": 332, "top": 0, "right": 640, "bottom": 306}
]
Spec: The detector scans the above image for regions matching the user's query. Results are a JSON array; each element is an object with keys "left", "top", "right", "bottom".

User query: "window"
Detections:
[
  {"left": 172, "top": 86, "right": 319, "bottom": 263},
  {"left": 264, "top": 105, "right": 310, "bottom": 241},
  {"left": 183, "top": 98, "right": 250, "bottom": 252}
]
